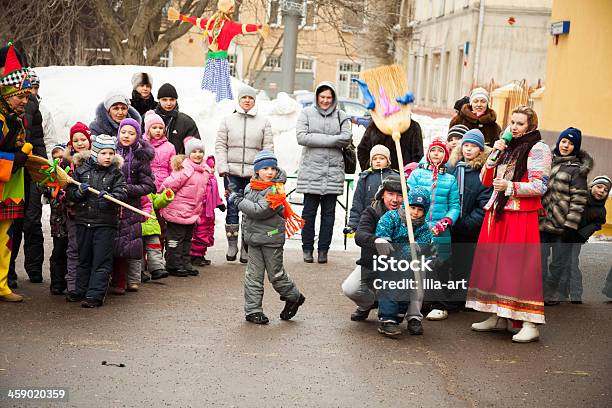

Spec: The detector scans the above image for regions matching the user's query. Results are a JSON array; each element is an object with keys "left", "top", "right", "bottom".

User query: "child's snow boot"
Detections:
[
  {"left": 226, "top": 224, "right": 239, "bottom": 261},
  {"left": 280, "top": 294, "right": 306, "bottom": 320}
]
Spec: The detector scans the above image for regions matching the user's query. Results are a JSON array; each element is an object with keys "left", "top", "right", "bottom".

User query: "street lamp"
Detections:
[{"left": 280, "top": 0, "right": 303, "bottom": 94}]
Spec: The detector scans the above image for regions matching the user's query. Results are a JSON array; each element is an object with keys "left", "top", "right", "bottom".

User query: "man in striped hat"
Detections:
[{"left": 0, "top": 43, "right": 34, "bottom": 302}]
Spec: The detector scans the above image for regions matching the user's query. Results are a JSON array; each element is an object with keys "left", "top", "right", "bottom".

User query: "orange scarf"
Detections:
[{"left": 250, "top": 179, "right": 305, "bottom": 238}]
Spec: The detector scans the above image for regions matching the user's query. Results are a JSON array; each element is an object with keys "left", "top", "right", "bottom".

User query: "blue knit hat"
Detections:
[
  {"left": 408, "top": 186, "right": 430, "bottom": 213},
  {"left": 91, "top": 134, "right": 116, "bottom": 163},
  {"left": 253, "top": 150, "right": 277, "bottom": 172},
  {"left": 555, "top": 127, "right": 582, "bottom": 156},
  {"left": 461, "top": 129, "right": 485, "bottom": 151}
]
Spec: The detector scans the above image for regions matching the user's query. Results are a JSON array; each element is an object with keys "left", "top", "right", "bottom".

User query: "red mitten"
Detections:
[{"left": 432, "top": 217, "right": 453, "bottom": 235}]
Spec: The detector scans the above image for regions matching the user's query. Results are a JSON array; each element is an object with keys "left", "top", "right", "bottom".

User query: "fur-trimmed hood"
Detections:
[
  {"left": 449, "top": 144, "right": 492, "bottom": 170},
  {"left": 73, "top": 150, "right": 124, "bottom": 169},
  {"left": 551, "top": 149, "right": 594, "bottom": 177},
  {"left": 90, "top": 102, "right": 142, "bottom": 137},
  {"left": 458, "top": 103, "right": 497, "bottom": 125}
]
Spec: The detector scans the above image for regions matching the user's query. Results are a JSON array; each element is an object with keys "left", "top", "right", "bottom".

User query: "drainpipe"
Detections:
[{"left": 473, "top": 0, "right": 485, "bottom": 85}]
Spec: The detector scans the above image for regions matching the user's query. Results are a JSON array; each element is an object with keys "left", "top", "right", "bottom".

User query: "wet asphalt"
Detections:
[{"left": 1, "top": 239, "right": 611, "bottom": 407}]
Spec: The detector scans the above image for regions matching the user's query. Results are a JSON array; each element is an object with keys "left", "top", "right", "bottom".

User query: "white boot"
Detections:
[
  {"left": 426, "top": 309, "right": 449, "bottom": 321},
  {"left": 512, "top": 322, "right": 539, "bottom": 343},
  {"left": 471, "top": 314, "right": 508, "bottom": 332}
]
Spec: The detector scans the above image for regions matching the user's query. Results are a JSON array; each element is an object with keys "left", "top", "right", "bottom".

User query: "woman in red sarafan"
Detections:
[{"left": 465, "top": 105, "right": 552, "bottom": 343}]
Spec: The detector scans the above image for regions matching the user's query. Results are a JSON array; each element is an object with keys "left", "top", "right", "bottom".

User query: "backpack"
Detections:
[{"left": 337, "top": 111, "right": 357, "bottom": 174}]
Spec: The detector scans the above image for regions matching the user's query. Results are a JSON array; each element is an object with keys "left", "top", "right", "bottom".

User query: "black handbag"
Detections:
[{"left": 337, "top": 111, "right": 357, "bottom": 174}]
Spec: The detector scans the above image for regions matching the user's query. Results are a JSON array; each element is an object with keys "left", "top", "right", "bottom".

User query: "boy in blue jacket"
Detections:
[{"left": 374, "top": 187, "right": 433, "bottom": 337}]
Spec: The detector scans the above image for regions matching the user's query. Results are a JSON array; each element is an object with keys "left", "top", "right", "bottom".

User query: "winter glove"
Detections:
[
  {"left": 374, "top": 237, "right": 394, "bottom": 256},
  {"left": 11, "top": 150, "right": 28, "bottom": 172},
  {"left": 228, "top": 191, "right": 244, "bottom": 206},
  {"left": 409, "top": 242, "right": 422, "bottom": 256},
  {"left": 217, "top": 203, "right": 227, "bottom": 212},
  {"left": 343, "top": 226, "right": 356, "bottom": 235},
  {"left": 432, "top": 217, "right": 452, "bottom": 236},
  {"left": 78, "top": 183, "right": 90, "bottom": 194},
  {"left": 97, "top": 190, "right": 108, "bottom": 198}
]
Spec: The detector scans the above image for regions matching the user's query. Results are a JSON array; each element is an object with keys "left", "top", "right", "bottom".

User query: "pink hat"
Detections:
[
  {"left": 144, "top": 110, "right": 165, "bottom": 138},
  {"left": 403, "top": 162, "right": 418, "bottom": 178}
]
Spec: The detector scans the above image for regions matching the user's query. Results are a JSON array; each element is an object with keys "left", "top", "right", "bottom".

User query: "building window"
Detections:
[
  {"left": 437, "top": 0, "right": 446, "bottom": 17},
  {"left": 228, "top": 54, "right": 238, "bottom": 77},
  {"left": 296, "top": 57, "right": 313, "bottom": 71},
  {"left": 158, "top": 49, "right": 172, "bottom": 67},
  {"left": 264, "top": 55, "right": 312, "bottom": 72},
  {"left": 268, "top": 0, "right": 317, "bottom": 28},
  {"left": 264, "top": 54, "right": 282, "bottom": 70},
  {"left": 342, "top": 0, "right": 365, "bottom": 31},
  {"left": 337, "top": 61, "right": 362, "bottom": 99}
]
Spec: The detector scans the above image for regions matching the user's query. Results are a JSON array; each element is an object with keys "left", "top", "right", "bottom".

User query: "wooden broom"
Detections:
[
  {"left": 25, "top": 155, "right": 156, "bottom": 220},
  {"left": 360, "top": 64, "right": 421, "bottom": 289}
]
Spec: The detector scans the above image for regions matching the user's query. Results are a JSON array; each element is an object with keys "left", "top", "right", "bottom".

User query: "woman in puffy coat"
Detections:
[
  {"left": 90, "top": 91, "right": 142, "bottom": 137},
  {"left": 215, "top": 86, "right": 273, "bottom": 263},
  {"left": 449, "top": 87, "right": 501, "bottom": 147},
  {"left": 296, "top": 81, "right": 352, "bottom": 264},
  {"left": 111, "top": 118, "right": 156, "bottom": 294}
]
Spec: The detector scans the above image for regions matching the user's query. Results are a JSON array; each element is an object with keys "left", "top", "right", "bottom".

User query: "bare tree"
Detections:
[
  {"left": 90, "top": 0, "right": 213, "bottom": 65},
  {"left": 0, "top": 0, "right": 105, "bottom": 66},
  {"left": 240, "top": 0, "right": 402, "bottom": 83}
]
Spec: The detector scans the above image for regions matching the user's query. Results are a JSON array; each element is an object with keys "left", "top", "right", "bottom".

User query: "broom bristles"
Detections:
[
  {"left": 25, "top": 155, "right": 71, "bottom": 188},
  {"left": 361, "top": 64, "right": 412, "bottom": 137}
]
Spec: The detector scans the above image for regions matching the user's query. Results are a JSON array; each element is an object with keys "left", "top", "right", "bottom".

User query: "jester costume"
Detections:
[
  {"left": 176, "top": 0, "right": 265, "bottom": 102},
  {"left": 0, "top": 44, "right": 32, "bottom": 302}
]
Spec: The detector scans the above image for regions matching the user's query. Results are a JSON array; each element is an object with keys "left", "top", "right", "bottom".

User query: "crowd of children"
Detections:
[
  {"left": 344, "top": 88, "right": 610, "bottom": 343},
  {"left": 2, "top": 70, "right": 610, "bottom": 339}
]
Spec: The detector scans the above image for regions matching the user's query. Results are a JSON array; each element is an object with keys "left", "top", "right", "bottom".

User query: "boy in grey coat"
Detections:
[{"left": 233, "top": 151, "right": 305, "bottom": 324}]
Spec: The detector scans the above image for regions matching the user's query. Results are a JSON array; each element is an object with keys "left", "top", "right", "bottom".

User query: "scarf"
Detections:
[
  {"left": 116, "top": 140, "right": 141, "bottom": 184},
  {"left": 250, "top": 179, "right": 305, "bottom": 238},
  {"left": 494, "top": 129, "right": 541, "bottom": 216}
]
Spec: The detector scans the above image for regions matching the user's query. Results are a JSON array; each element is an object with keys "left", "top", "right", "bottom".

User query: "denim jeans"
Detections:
[
  {"left": 301, "top": 193, "right": 337, "bottom": 251},
  {"left": 568, "top": 243, "right": 583, "bottom": 301},
  {"left": 224, "top": 175, "right": 250, "bottom": 225}
]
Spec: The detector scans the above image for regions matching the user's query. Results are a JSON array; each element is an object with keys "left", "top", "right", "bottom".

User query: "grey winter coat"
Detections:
[
  {"left": 215, "top": 103, "right": 273, "bottom": 178},
  {"left": 238, "top": 169, "right": 288, "bottom": 247},
  {"left": 539, "top": 149, "right": 593, "bottom": 235},
  {"left": 296, "top": 81, "right": 352, "bottom": 195}
]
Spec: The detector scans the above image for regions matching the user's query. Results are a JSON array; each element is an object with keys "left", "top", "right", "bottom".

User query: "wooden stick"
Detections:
[
  {"left": 68, "top": 177, "right": 156, "bottom": 220},
  {"left": 392, "top": 131, "right": 422, "bottom": 298}
]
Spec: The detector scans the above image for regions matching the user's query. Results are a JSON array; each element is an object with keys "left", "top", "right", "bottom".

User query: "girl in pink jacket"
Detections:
[
  {"left": 160, "top": 138, "right": 210, "bottom": 277},
  {"left": 144, "top": 110, "right": 175, "bottom": 190},
  {"left": 190, "top": 155, "right": 225, "bottom": 266}
]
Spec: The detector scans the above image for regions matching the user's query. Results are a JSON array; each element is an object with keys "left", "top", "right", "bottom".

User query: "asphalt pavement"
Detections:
[{"left": 1, "top": 237, "right": 610, "bottom": 407}]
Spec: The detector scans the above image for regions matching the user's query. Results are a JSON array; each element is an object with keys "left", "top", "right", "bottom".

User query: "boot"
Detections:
[
  {"left": 317, "top": 249, "right": 328, "bottom": 264},
  {"left": 512, "top": 322, "right": 539, "bottom": 343},
  {"left": 471, "top": 314, "right": 508, "bottom": 332},
  {"left": 239, "top": 237, "right": 248, "bottom": 264},
  {"left": 0, "top": 292, "right": 23, "bottom": 302},
  {"left": 226, "top": 224, "right": 239, "bottom": 261},
  {"left": 303, "top": 249, "right": 314, "bottom": 263}
]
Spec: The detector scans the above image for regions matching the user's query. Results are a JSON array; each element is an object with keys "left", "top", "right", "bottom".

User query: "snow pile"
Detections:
[{"left": 36, "top": 65, "right": 448, "bottom": 176}]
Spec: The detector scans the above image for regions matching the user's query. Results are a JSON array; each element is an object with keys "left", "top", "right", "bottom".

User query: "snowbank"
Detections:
[{"left": 37, "top": 65, "right": 449, "bottom": 175}]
